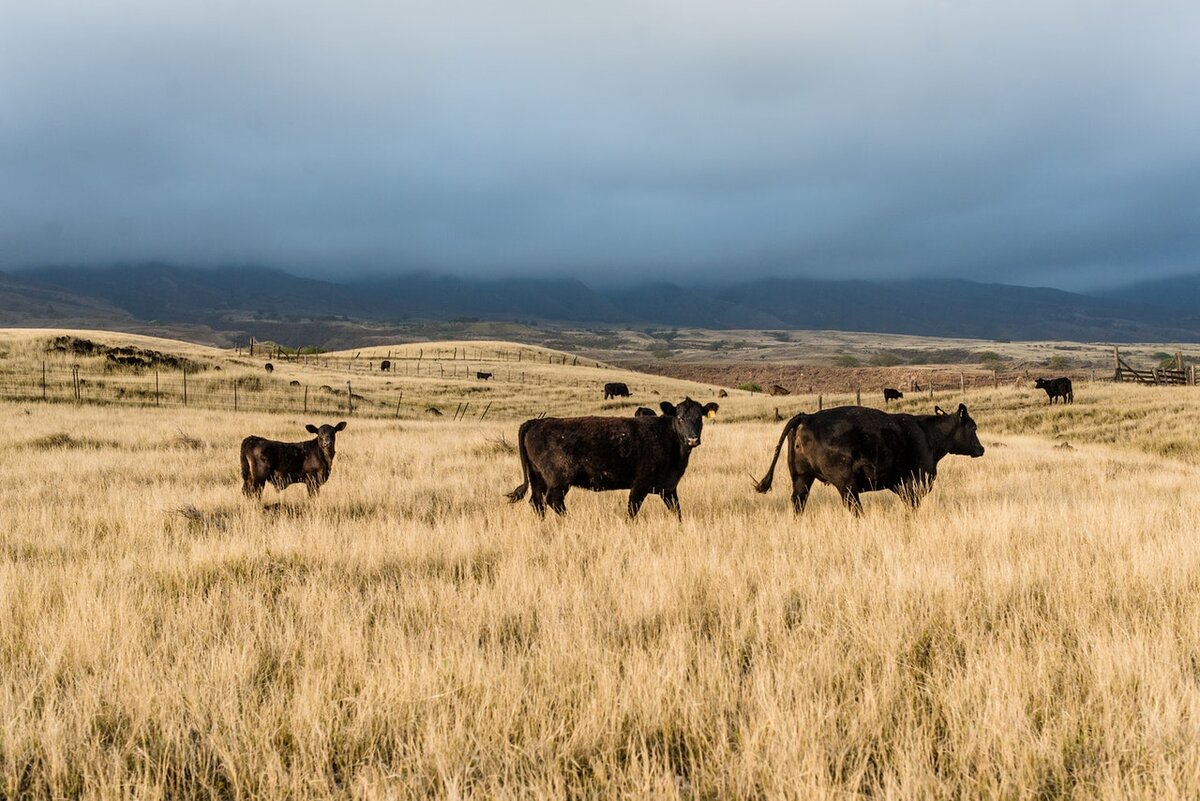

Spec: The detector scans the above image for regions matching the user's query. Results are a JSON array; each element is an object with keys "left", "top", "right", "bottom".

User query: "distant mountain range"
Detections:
[{"left": 3, "top": 263, "right": 1200, "bottom": 343}]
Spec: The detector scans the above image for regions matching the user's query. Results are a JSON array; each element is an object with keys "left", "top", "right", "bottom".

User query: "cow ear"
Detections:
[
  {"left": 335, "top": 421, "right": 347, "bottom": 431},
  {"left": 659, "top": 401, "right": 677, "bottom": 416},
  {"left": 934, "top": 406, "right": 946, "bottom": 416},
  {"left": 305, "top": 424, "right": 319, "bottom": 434},
  {"left": 703, "top": 402, "right": 719, "bottom": 417},
  {"left": 957, "top": 403, "right": 968, "bottom": 418}
]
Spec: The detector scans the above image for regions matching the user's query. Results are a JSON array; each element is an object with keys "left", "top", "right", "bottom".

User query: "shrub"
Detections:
[{"left": 737, "top": 382, "right": 763, "bottom": 393}]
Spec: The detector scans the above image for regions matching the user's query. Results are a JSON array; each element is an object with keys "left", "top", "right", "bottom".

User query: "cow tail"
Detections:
[
  {"left": 239, "top": 438, "right": 254, "bottom": 492},
  {"left": 754, "top": 413, "right": 806, "bottom": 493},
  {"left": 506, "top": 421, "right": 535, "bottom": 502}
]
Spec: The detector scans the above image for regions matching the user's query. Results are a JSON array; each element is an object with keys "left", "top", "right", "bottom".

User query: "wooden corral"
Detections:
[{"left": 1112, "top": 347, "right": 1193, "bottom": 385}]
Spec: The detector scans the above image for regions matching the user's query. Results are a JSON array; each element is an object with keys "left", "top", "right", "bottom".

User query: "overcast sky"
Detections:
[{"left": 2, "top": 1, "right": 1198, "bottom": 288}]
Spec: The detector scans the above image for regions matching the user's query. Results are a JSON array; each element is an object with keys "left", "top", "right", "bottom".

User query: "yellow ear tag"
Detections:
[{"left": 706, "top": 410, "right": 716, "bottom": 419}]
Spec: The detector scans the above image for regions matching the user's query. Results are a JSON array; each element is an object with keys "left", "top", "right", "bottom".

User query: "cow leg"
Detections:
[
  {"left": 627, "top": 485, "right": 651, "bottom": 519},
  {"left": 529, "top": 473, "right": 548, "bottom": 518},
  {"left": 243, "top": 479, "right": 264, "bottom": 500},
  {"left": 546, "top": 486, "right": 568, "bottom": 516},
  {"left": 660, "top": 488, "right": 682, "bottom": 521},
  {"left": 790, "top": 473, "right": 815, "bottom": 514}
]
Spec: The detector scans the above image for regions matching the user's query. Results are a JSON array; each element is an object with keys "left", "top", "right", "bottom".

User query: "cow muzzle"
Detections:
[{"left": 685, "top": 436, "right": 701, "bottom": 448}]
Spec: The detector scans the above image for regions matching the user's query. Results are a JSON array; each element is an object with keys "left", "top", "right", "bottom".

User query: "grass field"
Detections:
[{"left": 2, "top": 330, "right": 1199, "bottom": 798}]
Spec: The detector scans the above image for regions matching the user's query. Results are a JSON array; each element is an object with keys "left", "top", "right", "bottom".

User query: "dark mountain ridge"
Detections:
[{"left": 7, "top": 264, "right": 1200, "bottom": 343}]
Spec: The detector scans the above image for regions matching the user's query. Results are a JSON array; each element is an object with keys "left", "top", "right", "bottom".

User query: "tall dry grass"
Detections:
[{"left": 2, "top": 330, "right": 1200, "bottom": 798}]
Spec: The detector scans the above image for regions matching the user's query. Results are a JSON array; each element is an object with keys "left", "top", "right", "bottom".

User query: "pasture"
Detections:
[{"left": 2, "top": 329, "right": 1199, "bottom": 798}]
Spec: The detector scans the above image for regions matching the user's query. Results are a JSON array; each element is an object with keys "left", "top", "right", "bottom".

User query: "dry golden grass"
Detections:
[{"left": 2, "top": 330, "right": 1200, "bottom": 798}]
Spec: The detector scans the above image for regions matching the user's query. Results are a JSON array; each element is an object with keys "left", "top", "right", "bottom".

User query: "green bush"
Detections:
[{"left": 737, "top": 382, "right": 763, "bottom": 393}]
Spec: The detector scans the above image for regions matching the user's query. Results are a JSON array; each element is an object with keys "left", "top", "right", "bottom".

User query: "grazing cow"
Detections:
[
  {"left": 265, "top": 363, "right": 274, "bottom": 373},
  {"left": 380, "top": 360, "right": 391, "bottom": 372},
  {"left": 634, "top": 407, "right": 656, "bottom": 417},
  {"left": 769, "top": 384, "right": 791, "bottom": 396},
  {"left": 883, "top": 387, "right": 904, "bottom": 404},
  {"left": 426, "top": 407, "right": 443, "bottom": 416},
  {"left": 1034, "top": 377, "right": 1073, "bottom": 404},
  {"left": 718, "top": 389, "right": 729, "bottom": 398},
  {"left": 508, "top": 398, "right": 719, "bottom": 519},
  {"left": 240, "top": 422, "right": 347, "bottom": 499},
  {"left": 477, "top": 371, "right": 493, "bottom": 380},
  {"left": 289, "top": 380, "right": 301, "bottom": 387},
  {"left": 604, "top": 382, "right": 631, "bottom": 399},
  {"left": 754, "top": 404, "right": 984, "bottom": 515}
]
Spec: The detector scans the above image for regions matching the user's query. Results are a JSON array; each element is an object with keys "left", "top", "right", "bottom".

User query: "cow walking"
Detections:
[
  {"left": 754, "top": 404, "right": 984, "bottom": 515},
  {"left": 508, "top": 398, "right": 718, "bottom": 519},
  {"left": 477, "top": 371, "right": 493, "bottom": 380},
  {"left": 883, "top": 388, "right": 904, "bottom": 404},
  {"left": 604, "top": 382, "right": 631, "bottom": 400},
  {"left": 241, "top": 422, "right": 347, "bottom": 499},
  {"left": 1034, "top": 377, "right": 1073, "bottom": 404}
]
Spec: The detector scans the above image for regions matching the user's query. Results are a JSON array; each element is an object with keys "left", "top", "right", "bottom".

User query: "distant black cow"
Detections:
[
  {"left": 1034, "top": 377, "right": 1073, "bottom": 404},
  {"left": 289, "top": 380, "right": 301, "bottom": 387},
  {"left": 508, "top": 398, "right": 719, "bottom": 519},
  {"left": 718, "top": 389, "right": 729, "bottom": 398},
  {"left": 634, "top": 407, "right": 656, "bottom": 417},
  {"left": 769, "top": 384, "right": 791, "bottom": 396},
  {"left": 265, "top": 363, "right": 274, "bottom": 373},
  {"left": 380, "top": 360, "right": 391, "bottom": 372},
  {"left": 477, "top": 371, "right": 493, "bottom": 380},
  {"left": 754, "top": 404, "right": 984, "bottom": 515},
  {"left": 604, "top": 382, "right": 631, "bottom": 399},
  {"left": 241, "top": 422, "right": 346, "bottom": 499},
  {"left": 883, "top": 388, "right": 904, "bottom": 404}
]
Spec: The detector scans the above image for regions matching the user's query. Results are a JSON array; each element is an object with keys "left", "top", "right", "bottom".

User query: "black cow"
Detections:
[
  {"left": 883, "top": 388, "right": 904, "bottom": 404},
  {"left": 507, "top": 398, "right": 719, "bottom": 519},
  {"left": 477, "top": 371, "right": 493, "bottom": 380},
  {"left": 604, "top": 382, "right": 631, "bottom": 399},
  {"left": 1034, "top": 377, "right": 1073, "bottom": 404},
  {"left": 381, "top": 360, "right": 391, "bottom": 372},
  {"left": 754, "top": 404, "right": 984, "bottom": 515},
  {"left": 265, "top": 363, "right": 274, "bottom": 373},
  {"left": 240, "top": 422, "right": 346, "bottom": 499},
  {"left": 634, "top": 407, "right": 656, "bottom": 417}
]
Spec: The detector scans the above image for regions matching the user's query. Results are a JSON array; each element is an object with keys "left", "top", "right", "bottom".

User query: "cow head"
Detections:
[
  {"left": 659, "top": 398, "right": 719, "bottom": 448},
  {"left": 939, "top": 403, "right": 984, "bottom": 457},
  {"left": 1034, "top": 378, "right": 1048, "bottom": 389},
  {"left": 305, "top": 421, "right": 347, "bottom": 456}
]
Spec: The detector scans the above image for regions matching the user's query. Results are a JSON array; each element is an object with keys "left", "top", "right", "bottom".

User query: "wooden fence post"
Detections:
[
  {"left": 960, "top": 373, "right": 965, "bottom": 393},
  {"left": 855, "top": 388, "right": 861, "bottom": 406},
  {"left": 233, "top": 381, "right": 238, "bottom": 412},
  {"left": 155, "top": 368, "right": 160, "bottom": 406},
  {"left": 395, "top": 393, "right": 403, "bottom": 418},
  {"left": 347, "top": 381, "right": 353, "bottom": 414},
  {"left": 182, "top": 368, "right": 188, "bottom": 406},
  {"left": 41, "top": 361, "right": 46, "bottom": 401},
  {"left": 304, "top": 385, "right": 308, "bottom": 413},
  {"left": 479, "top": 401, "right": 492, "bottom": 421},
  {"left": 818, "top": 394, "right": 823, "bottom": 411}
]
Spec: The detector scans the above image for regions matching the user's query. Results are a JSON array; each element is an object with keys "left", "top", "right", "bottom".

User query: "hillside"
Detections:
[{"left": 11, "top": 264, "right": 1200, "bottom": 343}]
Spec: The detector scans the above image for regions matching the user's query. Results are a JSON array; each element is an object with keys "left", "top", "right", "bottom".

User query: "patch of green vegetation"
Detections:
[
  {"left": 833, "top": 354, "right": 860, "bottom": 367},
  {"left": 737, "top": 382, "right": 763, "bottom": 393},
  {"left": 1047, "top": 355, "right": 1070, "bottom": 370},
  {"left": 870, "top": 351, "right": 905, "bottom": 367}
]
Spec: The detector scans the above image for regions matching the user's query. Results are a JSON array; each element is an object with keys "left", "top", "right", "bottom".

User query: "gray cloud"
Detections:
[{"left": 2, "top": 0, "right": 1198, "bottom": 288}]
